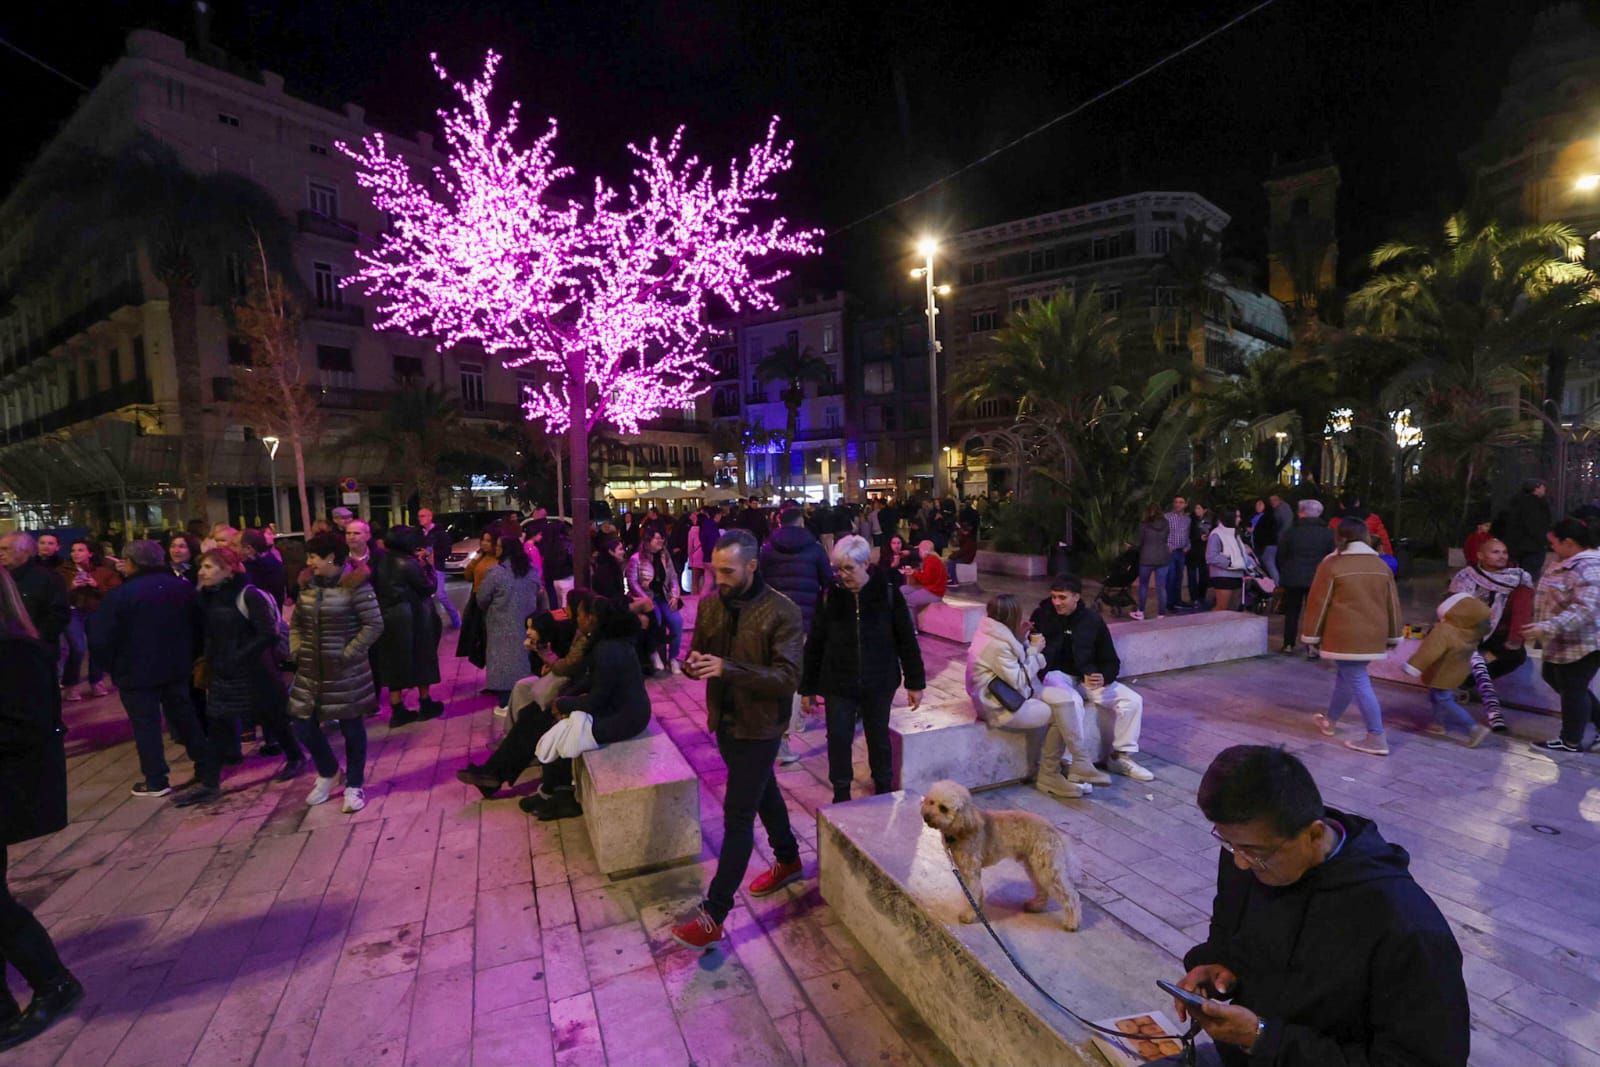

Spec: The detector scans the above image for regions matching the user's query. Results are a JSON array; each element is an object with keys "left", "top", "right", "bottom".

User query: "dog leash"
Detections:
[{"left": 949, "top": 865, "right": 1203, "bottom": 1065}]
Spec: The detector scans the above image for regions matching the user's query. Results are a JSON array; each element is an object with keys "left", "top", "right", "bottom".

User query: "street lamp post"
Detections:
[
  {"left": 261, "top": 435, "right": 280, "bottom": 530},
  {"left": 911, "top": 238, "right": 952, "bottom": 499}
]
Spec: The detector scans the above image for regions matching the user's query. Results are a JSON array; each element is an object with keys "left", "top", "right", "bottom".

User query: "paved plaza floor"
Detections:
[{"left": 7, "top": 584, "right": 1599, "bottom": 1066}]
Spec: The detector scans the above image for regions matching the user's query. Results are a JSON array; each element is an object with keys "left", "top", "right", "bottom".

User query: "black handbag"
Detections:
[{"left": 987, "top": 677, "right": 1027, "bottom": 712}]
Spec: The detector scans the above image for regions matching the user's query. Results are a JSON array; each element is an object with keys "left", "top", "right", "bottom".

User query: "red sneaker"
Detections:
[
  {"left": 669, "top": 907, "right": 725, "bottom": 951},
  {"left": 748, "top": 859, "right": 804, "bottom": 897}
]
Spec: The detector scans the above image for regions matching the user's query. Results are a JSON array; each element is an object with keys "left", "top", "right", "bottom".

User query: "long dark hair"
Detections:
[
  {"left": 591, "top": 596, "right": 640, "bottom": 641},
  {"left": 499, "top": 534, "right": 531, "bottom": 578}
]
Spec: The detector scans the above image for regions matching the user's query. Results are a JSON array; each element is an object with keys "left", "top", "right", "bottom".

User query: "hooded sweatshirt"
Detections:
[
  {"left": 1404, "top": 593, "right": 1491, "bottom": 690},
  {"left": 758, "top": 524, "right": 833, "bottom": 632},
  {"left": 1185, "top": 809, "right": 1469, "bottom": 1067},
  {"left": 1447, "top": 563, "right": 1533, "bottom": 641}
]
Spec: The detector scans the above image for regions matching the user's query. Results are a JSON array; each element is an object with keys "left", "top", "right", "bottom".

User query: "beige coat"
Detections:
[{"left": 1301, "top": 542, "right": 1402, "bottom": 661}]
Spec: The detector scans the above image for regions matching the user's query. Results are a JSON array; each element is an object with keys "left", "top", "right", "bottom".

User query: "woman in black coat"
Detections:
[
  {"left": 370, "top": 526, "right": 444, "bottom": 726},
  {"left": 522, "top": 597, "right": 653, "bottom": 822},
  {"left": 0, "top": 567, "right": 82, "bottom": 1052},
  {"left": 800, "top": 535, "right": 926, "bottom": 803},
  {"left": 189, "top": 547, "right": 305, "bottom": 799},
  {"left": 591, "top": 537, "right": 628, "bottom": 599}
]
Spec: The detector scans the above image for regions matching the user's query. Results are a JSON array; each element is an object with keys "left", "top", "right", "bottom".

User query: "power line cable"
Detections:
[
  {"left": 827, "top": 0, "right": 1279, "bottom": 236},
  {"left": 0, "top": 33, "right": 91, "bottom": 91}
]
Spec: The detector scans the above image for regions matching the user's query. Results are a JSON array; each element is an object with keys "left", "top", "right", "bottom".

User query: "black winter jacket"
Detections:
[
  {"left": 1497, "top": 490, "right": 1553, "bottom": 557},
  {"left": 0, "top": 635, "right": 67, "bottom": 846},
  {"left": 557, "top": 636, "right": 652, "bottom": 744},
  {"left": 244, "top": 553, "right": 288, "bottom": 607},
  {"left": 759, "top": 525, "right": 833, "bottom": 632},
  {"left": 1028, "top": 600, "right": 1120, "bottom": 686},
  {"left": 8, "top": 558, "right": 70, "bottom": 645},
  {"left": 199, "top": 574, "right": 285, "bottom": 720},
  {"left": 1276, "top": 519, "right": 1335, "bottom": 590},
  {"left": 89, "top": 569, "right": 200, "bottom": 689},
  {"left": 1184, "top": 809, "right": 1468, "bottom": 1067},
  {"left": 800, "top": 571, "right": 926, "bottom": 698}
]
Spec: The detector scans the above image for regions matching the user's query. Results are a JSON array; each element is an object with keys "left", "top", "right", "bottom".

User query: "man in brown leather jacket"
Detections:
[{"left": 671, "top": 529, "right": 806, "bottom": 950}]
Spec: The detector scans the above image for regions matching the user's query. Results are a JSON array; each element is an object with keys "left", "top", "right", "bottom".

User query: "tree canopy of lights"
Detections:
[{"left": 338, "top": 50, "right": 821, "bottom": 437}]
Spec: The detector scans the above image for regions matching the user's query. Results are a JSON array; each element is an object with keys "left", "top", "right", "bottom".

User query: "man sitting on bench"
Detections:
[
  {"left": 1029, "top": 574, "right": 1154, "bottom": 782},
  {"left": 900, "top": 539, "right": 948, "bottom": 623}
]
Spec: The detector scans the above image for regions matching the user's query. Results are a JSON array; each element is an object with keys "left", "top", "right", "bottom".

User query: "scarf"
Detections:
[{"left": 1453, "top": 564, "right": 1529, "bottom": 634}]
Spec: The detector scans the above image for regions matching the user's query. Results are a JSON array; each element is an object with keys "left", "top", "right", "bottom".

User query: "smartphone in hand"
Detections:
[{"left": 1157, "top": 979, "right": 1210, "bottom": 1014}]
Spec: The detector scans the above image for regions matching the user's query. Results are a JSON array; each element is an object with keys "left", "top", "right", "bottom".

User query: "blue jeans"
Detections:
[
  {"left": 1135, "top": 565, "right": 1165, "bottom": 616},
  {"left": 121, "top": 681, "right": 213, "bottom": 790},
  {"left": 652, "top": 596, "right": 684, "bottom": 662},
  {"left": 61, "top": 610, "right": 104, "bottom": 687},
  {"left": 1327, "top": 661, "right": 1384, "bottom": 734},
  {"left": 434, "top": 570, "right": 461, "bottom": 627},
  {"left": 1164, "top": 549, "right": 1187, "bottom": 607},
  {"left": 1428, "top": 688, "right": 1477, "bottom": 735}
]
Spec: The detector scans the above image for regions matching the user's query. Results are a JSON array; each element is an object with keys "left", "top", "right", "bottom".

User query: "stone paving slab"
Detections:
[{"left": 7, "top": 587, "right": 1597, "bottom": 1066}]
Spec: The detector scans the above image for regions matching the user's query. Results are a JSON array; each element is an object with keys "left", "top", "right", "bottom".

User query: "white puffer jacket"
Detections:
[{"left": 964, "top": 616, "right": 1045, "bottom": 724}]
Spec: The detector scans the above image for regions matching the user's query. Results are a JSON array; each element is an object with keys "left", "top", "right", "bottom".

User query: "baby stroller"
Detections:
[{"left": 1092, "top": 546, "right": 1140, "bottom": 617}]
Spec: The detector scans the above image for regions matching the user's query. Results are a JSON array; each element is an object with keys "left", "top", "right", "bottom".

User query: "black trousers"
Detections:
[
  {"left": 1281, "top": 587, "right": 1309, "bottom": 648},
  {"left": 1, "top": 846, "right": 68, "bottom": 1011},
  {"left": 703, "top": 729, "right": 798, "bottom": 924},
  {"left": 484, "top": 705, "right": 557, "bottom": 785},
  {"left": 824, "top": 691, "right": 895, "bottom": 794},
  {"left": 1543, "top": 650, "right": 1600, "bottom": 747},
  {"left": 122, "top": 681, "right": 215, "bottom": 790},
  {"left": 1480, "top": 632, "right": 1527, "bottom": 679}
]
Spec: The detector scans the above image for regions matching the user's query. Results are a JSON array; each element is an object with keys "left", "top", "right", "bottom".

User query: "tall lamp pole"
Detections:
[
  {"left": 911, "top": 237, "right": 952, "bottom": 498},
  {"left": 261, "top": 435, "right": 280, "bottom": 530}
]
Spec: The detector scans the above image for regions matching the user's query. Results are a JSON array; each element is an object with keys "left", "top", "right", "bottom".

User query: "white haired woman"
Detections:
[{"left": 799, "top": 535, "right": 926, "bottom": 803}]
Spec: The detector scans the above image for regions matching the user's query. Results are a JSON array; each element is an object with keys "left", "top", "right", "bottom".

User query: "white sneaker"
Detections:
[
  {"left": 1109, "top": 754, "right": 1154, "bottom": 781},
  {"left": 670, "top": 659, "right": 683, "bottom": 676},
  {"left": 1129, "top": 610, "right": 1145, "bottom": 621},
  {"left": 306, "top": 773, "right": 340, "bottom": 806},
  {"left": 342, "top": 787, "right": 366, "bottom": 813},
  {"left": 776, "top": 736, "right": 801, "bottom": 766}
]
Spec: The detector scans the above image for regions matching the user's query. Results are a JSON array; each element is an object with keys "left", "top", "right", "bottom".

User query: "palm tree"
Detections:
[
  {"left": 1345, "top": 211, "right": 1600, "bottom": 493},
  {"left": 7, "top": 134, "right": 296, "bottom": 520},
  {"left": 365, "top": 382, "right": 502, "bottom": 511},
  {"left": 754, "top": 339, "right": 831, "bottom": 489},
  {"left": 953, "top": 288, "right": 1187, "bottom": 560},
  {"left": 1153, "top": 217, "right": 1255, "bottom": 372},
  {"left": 1194, "top": 348, "right": 1336, "bottom": 483}
]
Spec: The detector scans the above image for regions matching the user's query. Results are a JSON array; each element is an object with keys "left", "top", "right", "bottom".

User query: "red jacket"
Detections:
[
  {"left": 1328, "top": 512, "right": 1394, "bottom": 556},
  {"left": 910, "top": 555, "right": 948, "bottom": 598}
]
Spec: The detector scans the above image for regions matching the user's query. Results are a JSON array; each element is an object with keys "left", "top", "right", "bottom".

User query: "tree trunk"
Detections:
[
  {"left": 292, "top": 435, "right": 311, "bottom": 536},
  {"left": 552, "top": 446, "right": 566, "bottom": 519},
  {"left": 568, "top": 351, "right": 592, "bottom": 587},
  {"left": 168, "top": 281, "right": 209, "bottom": 522}
]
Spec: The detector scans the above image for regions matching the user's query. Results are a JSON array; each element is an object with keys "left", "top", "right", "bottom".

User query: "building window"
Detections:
[
  {"left": 822, "top": 324, "right": 837, "bottom": 353},
  {"left": 308, "top": 181, "right": 339, "bottom": 219},
  {"left": 515, "top": 373, "right": 538, "bottom": 407},
  {"left": 1151, "top": 228, "right": 1172, "bottom": 254},
  {"left": 228, "top": 337, "right": 253, "bottom": 365},
  {"left": 312, "top": 261, "right": 343, "bottom": 308},
  {"left": 393, "top": 355, "right": 425, "bottom": 381},
  {"left": 824, "top": 407, "right": 841, "bottom": 430},
  {"left": 747, "top": 335, "right": 762, "bottom": 360},
  {"left": 217, "top": 112, "right": 240, "bottom": 127},
  {"left": 1027, "top": 248, "right": 1057, "bottom": 273},
  {"left": 964, "top": 261, "right": 992, "bottom": 285},
  {"left": 316, "top": 344, "right": 355, "bottom": 389},
  {"left": 786, "top": 329, "right": 799, "bottom": 350},
  {"left": 863, "top": 362, "right": 895, "bottom": 395},
  {"left": 668, "top": 446, "right": 680, "bottom": 466},
  {"left": 1092, "top": 235, "right": 1125, "bottom": 261},
  {"left": 309, "top": 143, "right": 329, "bottom": 156},
  {"left": 1100, "top": 288, "right": 1124, "bottom": 312},
  {"left": 1152, "top": 285, "right": 1181, "bottom": 307},
  {"left": 459, "top": 363, "right": 485, "bottom": 413},
  {"left": 970, "top": 308, "right": 999, "bottom": 333}
]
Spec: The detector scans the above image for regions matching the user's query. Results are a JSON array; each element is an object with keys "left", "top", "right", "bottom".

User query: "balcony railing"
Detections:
[
  {"left": 0, "top": 378, "right": 154, "bottom": 447},
  {"left": 297, "top": 209, "right": 360, "bottom": 242},
  {"left": 0, "top": 279, "right": 145, "bottom": 381},
  {"left": 307, "top": 303, "right": 365, "bottom": 326}
]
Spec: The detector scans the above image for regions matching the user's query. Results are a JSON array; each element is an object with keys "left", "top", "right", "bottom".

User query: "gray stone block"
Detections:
[
  {"left": 1110, "top": 612, "right": 1269, "bottom": 676},
  {"left": 574, "top": 720, "right": 701, "bottom": 877}
]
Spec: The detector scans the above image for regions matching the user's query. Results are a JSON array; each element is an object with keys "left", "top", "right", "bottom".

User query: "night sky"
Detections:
[{"left": 3, "top": 0, "right": 1537, "bottom": 304}]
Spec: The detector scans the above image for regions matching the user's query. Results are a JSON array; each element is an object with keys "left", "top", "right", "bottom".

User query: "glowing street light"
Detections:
[
  {"left": 1578, "top": 174, "right": 1600, "bottom": 192},
  {"left": 261, "top": 434, "right": 280, "bottom": 529},
  {"left": 909, "top": 235, "right": 951, "bottom": 497}
]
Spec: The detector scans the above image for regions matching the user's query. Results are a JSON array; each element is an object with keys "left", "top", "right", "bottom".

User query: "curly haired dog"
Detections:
[{"left": 920, "top": 779, "right": 1082, "bottom": 931}]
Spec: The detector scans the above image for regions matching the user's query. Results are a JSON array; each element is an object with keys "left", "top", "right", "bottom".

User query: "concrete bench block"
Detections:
[
  {"left": 890, "top": 704, "right": 1040, "bottom": 793},
  {"left": 818, "top": 793, "right": 1220, "bottom": 1067},
  {"left": 1108, "top": 611, "right": 1268, "bottom": 676},
  {"left": 919, "top": 597, "right": 986, "bottom": 644},
  {"left": 574, "top": 719, "right": 700, "bottom": 877},
  {"left": 952, "top": 562, "right": 980, "bottom": 587},
  {"left": 975, "top": 550, "right": 1049, "bottom": 577}
]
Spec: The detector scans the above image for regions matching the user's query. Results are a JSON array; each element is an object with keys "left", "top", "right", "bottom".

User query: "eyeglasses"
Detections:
[{"left": 1210, "top": 827, "right": 1286, "bottom": 869}]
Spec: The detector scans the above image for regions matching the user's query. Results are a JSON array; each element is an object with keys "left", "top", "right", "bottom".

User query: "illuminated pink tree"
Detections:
[{"left": 340, "top": 51, "right": 820, "bottom": 577}]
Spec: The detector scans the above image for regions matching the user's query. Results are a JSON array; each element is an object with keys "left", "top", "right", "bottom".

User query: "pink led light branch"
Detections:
[{"left": 339, "top": 51, "right": 821, "bottom": 435}]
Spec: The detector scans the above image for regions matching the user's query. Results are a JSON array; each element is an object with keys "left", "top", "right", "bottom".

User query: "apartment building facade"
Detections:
[{"left": 0, "top": 28, "right": 710, "bottom": 533}]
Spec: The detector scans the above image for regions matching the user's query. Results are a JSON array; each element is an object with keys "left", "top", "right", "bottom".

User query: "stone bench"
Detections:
[
  {"left": 918, "top": 597, "right": 986, "bottom": 643},
  {"left": 574, "top": 719, "right": 701, "bottom": 878},
  {"left": 818, "top": 794, "right": 1222, "bottom": 1067},
  {"left": 890, "top": 701, "right": 1107, "bottom": 795},
  {"left": 1107, "top": 611, "right": 1268, "bottom": 676}
]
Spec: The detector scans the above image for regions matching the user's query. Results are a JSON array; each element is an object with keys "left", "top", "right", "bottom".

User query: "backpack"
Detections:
[{"left": 238, "top": 585, "right": 292, "bottom": 664}]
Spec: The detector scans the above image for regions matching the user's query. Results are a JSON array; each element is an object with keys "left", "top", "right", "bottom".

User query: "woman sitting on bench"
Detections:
[{"left": 521, "top": 596, "right": 654, "bottom": 822}]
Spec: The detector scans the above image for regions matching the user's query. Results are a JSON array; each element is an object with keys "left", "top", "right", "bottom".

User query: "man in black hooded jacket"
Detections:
[{"left": 1174, "top": 745, "right": 1468, "bottom": 1066}]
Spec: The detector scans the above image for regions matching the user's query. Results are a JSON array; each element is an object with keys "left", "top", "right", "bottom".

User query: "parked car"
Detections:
[{"left": 435, "top": 511, "right": 514, "bottom": 575}]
